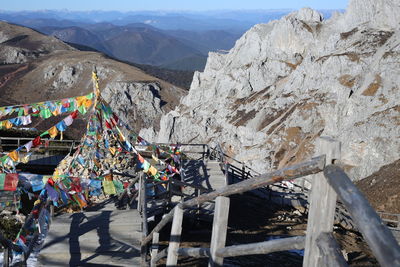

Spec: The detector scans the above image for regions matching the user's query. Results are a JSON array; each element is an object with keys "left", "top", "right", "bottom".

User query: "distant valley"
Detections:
[{"left": 0, "top": 9, "right": 340, "bottom": 73}]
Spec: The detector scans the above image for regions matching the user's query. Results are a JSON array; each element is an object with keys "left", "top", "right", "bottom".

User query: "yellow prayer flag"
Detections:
[
  {"left": 103, "top": 180, "right": 116, "bottom": 195},
  {"left": 152, "top": 155, "right": 159, "bottom": 163},
  {"left": 109, "top": 147, "right": 116, "bottom": 156},
  {"left": 76, "top": 96, "right": 86, "bottom": 107},
  {"left": 148, "top": 166, "right": 158, "bottom": 176},
  {"left": 49, "top": 126, "right": 58, "bottom": 138},
  {"left": 8, "top": 150, "right": 19, "bottom": 162},
  {"left": 84, "top": 99, "right": 93, "bottom": 108},
  {"left": 5, "top": 120, "right": 12, "bottom": 129}
]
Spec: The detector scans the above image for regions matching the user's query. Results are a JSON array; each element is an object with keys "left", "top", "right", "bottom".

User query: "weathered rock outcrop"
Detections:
[{"left": 158, "top": 0, "right": 400, "bottom": 180}]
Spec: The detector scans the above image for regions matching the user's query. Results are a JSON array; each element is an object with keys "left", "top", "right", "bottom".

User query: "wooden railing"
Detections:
[
  {"left": 140, "top": 137, "right": 400, "bottom": 267},
  {"left": 141, "top": 155, "right": 325, "bottom": 266}
]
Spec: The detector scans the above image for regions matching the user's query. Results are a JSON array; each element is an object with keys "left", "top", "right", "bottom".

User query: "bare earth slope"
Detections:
[{"left": 0, "top": 21, "right": 186, "bottom": 138}]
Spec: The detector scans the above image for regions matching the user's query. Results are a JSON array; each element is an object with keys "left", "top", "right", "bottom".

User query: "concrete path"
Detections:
[{"left": 37, "top": 200, "right": 142, "bottom": 266}]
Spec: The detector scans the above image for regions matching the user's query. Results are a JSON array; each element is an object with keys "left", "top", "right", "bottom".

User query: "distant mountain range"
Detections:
[{"left": 0, "top": 10, "right": 342, "bottom": 71}]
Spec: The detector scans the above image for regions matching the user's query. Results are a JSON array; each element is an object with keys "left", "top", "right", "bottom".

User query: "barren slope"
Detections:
[{"left": 0, "top": 21, "right": 186, "bottom": 138}]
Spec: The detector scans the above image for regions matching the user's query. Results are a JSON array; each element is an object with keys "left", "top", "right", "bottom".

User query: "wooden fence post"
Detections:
[
  {"left": 138, "top": 174, "right": 143, "bottom": 214},
  {"left": 141, "top": 174, "right": 149, "bottom": 267},
  {"left": 225, "top": 164, "right": 230, "bottom": 186},
  {"left": 150, "top": 232, "right": 160, "bottom": 267},
  {"left": 4, "top": 247, "right": 10, "bottom": 267},
  {"left": 166, "top": 205, "right": 184, "bottom": 266},
  {"left": 209, "top": 196, "right": 230, "bottom": 267},
  {"left": 303, "top": 136, "right": 341, "bottom": 267}
]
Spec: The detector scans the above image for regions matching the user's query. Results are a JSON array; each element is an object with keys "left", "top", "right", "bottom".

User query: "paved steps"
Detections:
[
  {"left": 37, "top": 202, "right": 142, "bottom": 266},
  {"left": 206, "top": 160, "right": 227, "bottom": 190}
]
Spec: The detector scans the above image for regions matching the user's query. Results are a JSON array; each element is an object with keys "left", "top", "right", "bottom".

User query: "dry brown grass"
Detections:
[
  {"left": 340, "top": 27, "right": 359, "bottom": 40},
  {"left": 362, "top": 74, "right": 382, "bottom": 96},
  {"left": 338, "top": 74, "right": 356, "bottom": 88}
]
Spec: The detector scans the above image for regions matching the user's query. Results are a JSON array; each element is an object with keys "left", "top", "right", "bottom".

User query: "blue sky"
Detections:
[{"left": 2, "top": 0, "right": 348, "bottom": 11}]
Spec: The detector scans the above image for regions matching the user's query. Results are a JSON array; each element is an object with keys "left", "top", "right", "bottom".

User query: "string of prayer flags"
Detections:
[
  {"left": 0, "top": 92, "right": 94, "bottom": 130},
  {"left": 0, "top": 110, "right": 79, "bottom": 171}
]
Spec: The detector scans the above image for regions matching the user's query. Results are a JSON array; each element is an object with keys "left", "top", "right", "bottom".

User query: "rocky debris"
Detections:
[
  {"left": 157, "top": 0, "right": 400, "bottom": 181},
  {"left": 356, "top": 159, "right": 400, "bottom": 213},
  {"left": 0, "top": 210, "right": 22, "bottom": 240},
  {"left": 55, "top": 152, "right": 135, "bottom": 180}
]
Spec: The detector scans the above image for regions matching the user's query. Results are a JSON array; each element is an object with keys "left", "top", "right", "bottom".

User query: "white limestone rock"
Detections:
[{"left": 158, "top": 0, "right": 400, "bottom": 180}]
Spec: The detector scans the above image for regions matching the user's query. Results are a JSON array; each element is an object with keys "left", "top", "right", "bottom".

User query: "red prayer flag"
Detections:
[
  {"left": 47, "top": 177, "right": 55, "bottom": 186},
  {"left": 71, "top": 110, "right": 78, "bottom": 119},
  {"left": 105, "top": 121, "right": 112, "bottom": 129},
  {"left": 4, "top": 173, "right": 18, "bottom": 191},
  {"left": 32, "top": 136, "right": 41, "bottom": 147}
]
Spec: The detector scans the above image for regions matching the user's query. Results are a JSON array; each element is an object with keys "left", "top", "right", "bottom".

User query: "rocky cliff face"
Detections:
[
  {"left": 0, "top": 21, "right": 186, "bottom": 138},
  {"left": 157, "top": 0, "right": 400, "bottom": 180}
]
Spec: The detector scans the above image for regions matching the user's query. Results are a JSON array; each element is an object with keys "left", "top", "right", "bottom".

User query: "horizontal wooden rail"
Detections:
[
  {"left": 142, "top": 155, "right": 325, "bottom": 246},
  {"left": 216, "top": 236, "right": 305, "bottom": 258},
  {"left": 169, "top": 179, "right": 211, "bottom": 193},
  {"left": 177, "top": 247, "right": 210, "bottom": 258},
  {"left": 181, "top": 155, "right": 325, "bottom": 209},
  {"left": 324, "top": 165, "right": 400, "bottom": 267}
]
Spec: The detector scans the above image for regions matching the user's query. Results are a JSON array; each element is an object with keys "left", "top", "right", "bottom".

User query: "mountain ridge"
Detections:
[{"left": 156, "top": 0, "right": 400, "bottom": 181}]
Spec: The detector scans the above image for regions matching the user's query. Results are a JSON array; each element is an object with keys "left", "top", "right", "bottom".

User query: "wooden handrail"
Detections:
[
  {"left": 169, "top": 179, "right": 211, "bottom": 193},
  {"left": 142, "top": 155, "right": 325, "bottom": 246},
  {"left": 216, "top": 236, "right": 305, "bottom": 258},
  {"left": 324, "top": 165, "right": 400, "bottom": 267},
  {"left": 181, "top": 156, "right": 325, "bottom": 209}
]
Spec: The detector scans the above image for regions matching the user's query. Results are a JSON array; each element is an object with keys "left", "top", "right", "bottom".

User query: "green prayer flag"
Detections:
[
  {"left": 86, "top": 93, "right": 94, "bottom": 100},
  {"left": 78, "top": 105, "right": 87, "bottom": 114},
  {"left": 40, "top": 108, "right": 52, "bottom": 119},
  {"left": 0, "top": 173, "right": 5, "bottom": 190},
  {"left": 113, "top": 180, "right": 124, "bottom": 194},
  {"left": 18, "top": 108, "right": 24, "bottom": 117},
  {"left": 68, "top": 102, "right": 76, "bottom": 112},
  {"left": 142, "top": 161, "right": 151, "bottom": 172},
  {"left": 0, "top": 156, "right": 7, "bottom": 163}
]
